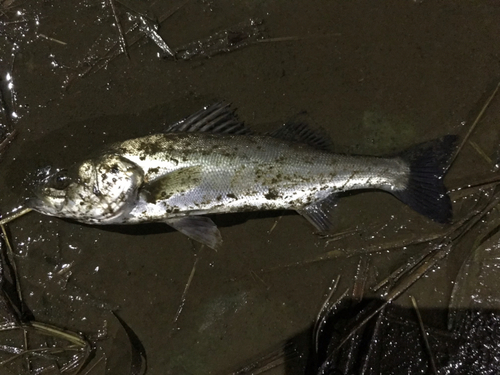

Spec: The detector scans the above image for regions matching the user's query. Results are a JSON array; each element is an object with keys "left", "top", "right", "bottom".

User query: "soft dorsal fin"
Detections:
[
  {"left": 267, "top": 122, "right": 333, "bottom": 150},
  {"left": 165, "top": 102, "right": 252, "bottom": 135}
]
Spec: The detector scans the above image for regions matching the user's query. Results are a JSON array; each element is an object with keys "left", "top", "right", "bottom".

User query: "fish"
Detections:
[{"left": 27, "top": 102, "right": 456, "bottom": 250}]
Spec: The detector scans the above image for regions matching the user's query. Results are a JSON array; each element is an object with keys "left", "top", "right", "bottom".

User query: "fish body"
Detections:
[
  {"left": 28, "top": 103, "right": 456, "bottom": 249},
  {"left": 113, "top": 133, "right": 408, "bottom": 221}
]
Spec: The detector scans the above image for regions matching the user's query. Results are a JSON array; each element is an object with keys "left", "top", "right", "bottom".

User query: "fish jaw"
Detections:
[{"left": 28, "top": 154, "right": 144, "bottom": 224}]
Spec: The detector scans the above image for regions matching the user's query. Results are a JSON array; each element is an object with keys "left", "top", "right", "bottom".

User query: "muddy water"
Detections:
[{"left": 1, "top": 1, "right": 500, "bottom": 374}]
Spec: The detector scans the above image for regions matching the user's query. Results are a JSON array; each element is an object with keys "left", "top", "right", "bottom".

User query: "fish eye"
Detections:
[{"left": 49, "top": 170, "right": 71, "bottom": 190}]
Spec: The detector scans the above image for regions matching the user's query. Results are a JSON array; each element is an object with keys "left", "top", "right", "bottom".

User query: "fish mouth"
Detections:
[
  {"left": 25, "top": 195, "right": 46, "bottom": 211},
  {"left": 24, "top": 166, "right": 70, "bottom": 211}
]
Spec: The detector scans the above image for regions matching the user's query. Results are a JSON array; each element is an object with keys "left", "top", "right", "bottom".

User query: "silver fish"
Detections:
[{"left": 28, "top": 103, "right": 456, "bottom": 249}]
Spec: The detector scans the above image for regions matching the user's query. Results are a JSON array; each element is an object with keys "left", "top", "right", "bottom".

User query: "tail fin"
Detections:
[{"left": 392, "top": 135, "right": 457, "bottom": 223}]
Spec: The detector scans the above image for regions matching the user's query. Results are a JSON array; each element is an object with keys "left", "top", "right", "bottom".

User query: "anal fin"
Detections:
[
  {"left": 296, "top": 194, "right": 338, "bottom": 233},
  {"left": 165, "top": 216, "right": 222, "bottom": 250}
]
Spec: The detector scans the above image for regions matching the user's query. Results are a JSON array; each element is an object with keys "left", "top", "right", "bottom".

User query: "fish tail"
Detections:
[{"left": 393, "top": 135, "right": 457, "bottom": 223}]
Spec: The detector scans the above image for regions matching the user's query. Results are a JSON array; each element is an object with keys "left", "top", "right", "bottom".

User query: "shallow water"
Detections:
[{"left": 1, "top": 1, "right": 500, "bottom": 374}]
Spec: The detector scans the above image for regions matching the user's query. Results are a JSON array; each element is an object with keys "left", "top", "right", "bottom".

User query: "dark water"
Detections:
[{"left": 0, "top": 1, "right": 500, "bottom": 374}]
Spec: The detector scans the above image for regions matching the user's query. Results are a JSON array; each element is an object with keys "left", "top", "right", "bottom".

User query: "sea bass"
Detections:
[{"left": 28, "top": 103, "right": 456, "bottom": 249}]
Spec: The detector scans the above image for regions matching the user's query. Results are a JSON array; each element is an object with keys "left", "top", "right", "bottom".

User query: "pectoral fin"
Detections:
[
  {"left": 144, "top": 166, "right": 202, "bottom": 203},
  {"left": 296, "top": 194, "right": 338, "bottom": 233},
  {"left": 165, "top": 216, "right": 222, "bottom": 250}
]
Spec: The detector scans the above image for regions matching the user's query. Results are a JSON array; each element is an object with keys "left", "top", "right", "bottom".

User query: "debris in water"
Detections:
[{"left": 175, "top": 18, "right": 266, "bottom": 60}]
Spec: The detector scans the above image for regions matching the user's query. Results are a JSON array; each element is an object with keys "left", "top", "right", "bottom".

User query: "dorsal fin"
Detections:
[
  {"left": 165, "top": 102, "right": 252, "bottom": 135},
  {"left": 267, "top": 122, "right": 333, "bottom": 150}
]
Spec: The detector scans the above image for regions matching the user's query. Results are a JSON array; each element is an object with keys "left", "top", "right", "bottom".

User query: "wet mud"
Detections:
[{"left": 1, "top": 1, "right": 500, "bottom": 374}]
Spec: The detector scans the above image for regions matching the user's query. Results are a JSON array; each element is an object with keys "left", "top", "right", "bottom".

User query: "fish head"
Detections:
[{"left": 28, "top": 154, "right": 143, "bottom": 223}]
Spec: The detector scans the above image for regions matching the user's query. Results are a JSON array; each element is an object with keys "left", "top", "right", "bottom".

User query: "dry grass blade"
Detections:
[
  {"left": 1, "top": 224, "right": 23, "bottom": 315},
  {"left": 327, "top": 243, "right": 452, "bottom": 361},
  {"left": 322, "top": 227, "right": 361, "bottom": 245},
  {"left": 172, "top": 254, "right": 199, "bottom": 325},
  {"left": 67, "top": 0, "right": 189, "bottom": 86},
  {"left": 352, "top": 256, "right": 369, "bottom": 302},
  {"left": 222, "top": 341, "right": 297, "bottom": 375},
  {"left": 108, "top": 0, "right": 130, "bottom": 59},
  {"left": 112, "top": 312, "right": 147, "bottom": 375},
  {"left": 447, "top": 215, "right": 500, "bottom": 330},
  {"left": 326, "top": 188, "right": 500, "bottom": 361},
  {"left": 175, "top": 18, "right": 265, "bottom": 60},
  {"left": 0, "top": 321, "right": 91, "bottom": 373},
  {"left": 82, "top": 355, "right": 106, "bottom": 375},
  {"left": 267, "top": 215, "right": 282, "bottom": 234},
  {"left": 313, "top": 275, "right": 342, "bottom": 352},
  {"left": 0, "top": 129, "right": 17, "bottom": 155},
  {"left": 468, "top": 140, "right": 493, "bottom": 166},
  {"left": 359, "top": 306, "right": 385, "bottom": 375},
  {"left": 410, "top": 296, "right": 437, "bottom": 375},
  {"left": 0, "top": 219, "right": 94, "bottom": 373},
  {"left": 370, "top": 193, "right": 491, "bottom": 294},
  {"left": 371, "top": 250, "right": 429, "bottom": 293},
  {"left": 27, "top": 321, "right": 88, "bottom": 348},
  {"left": 450, "top": 176, "right": 500, "bottom": 197},
  {"left": 448, "top": 80, "right": 500, "bottom": 171},
  {"left": 0, "top": 208, "right": 32, "bottom": 226},
  {"left": 256, "top": 33, "right": 342, "bottom": 43},
  {"left": 284, "top": 185, "right": 496, "bottom": 271},
  {"left": 38, "top": 33, "right": 67, "bottom": 45}
]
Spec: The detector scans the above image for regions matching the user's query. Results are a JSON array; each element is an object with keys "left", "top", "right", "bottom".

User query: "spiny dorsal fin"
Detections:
[
  {"left": 268, "top": 122, "right": 333, "bottom": 151},
  {"left": 165, "top": 102, "right": 252, "bottom": 135}
]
